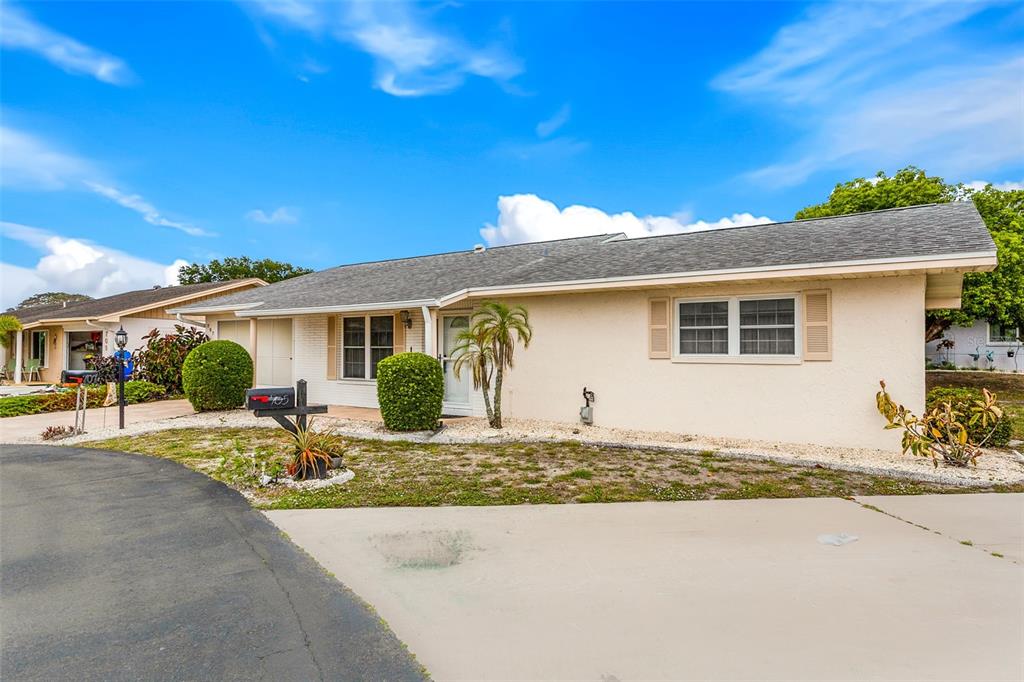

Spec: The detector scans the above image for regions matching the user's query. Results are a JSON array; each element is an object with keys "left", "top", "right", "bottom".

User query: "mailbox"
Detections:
[{"left": 246, "top": 387, "right": 295, "bottom": 410}]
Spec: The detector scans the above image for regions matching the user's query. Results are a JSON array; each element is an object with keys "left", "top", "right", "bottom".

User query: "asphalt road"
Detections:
[{"left": 0, "top": 444, "right": 426, "bottom": 681}]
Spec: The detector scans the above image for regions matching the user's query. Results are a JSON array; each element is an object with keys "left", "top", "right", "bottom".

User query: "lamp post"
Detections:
[{"left": 115, "top": 326, "right": 128, "bottom": 429}]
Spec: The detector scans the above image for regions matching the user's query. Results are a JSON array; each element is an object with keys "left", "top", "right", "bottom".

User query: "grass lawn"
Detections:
[
  {"left": 927, "top": 370, "right": 1024, "bottom": 441},
  {"left": 84, "top": 427, "right": 1021, "bottom": 510}
]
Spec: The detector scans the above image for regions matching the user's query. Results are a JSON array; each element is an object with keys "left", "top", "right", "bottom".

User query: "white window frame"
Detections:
[
  {"left": 987, "top": 322, "right": 1020, "bottom": 346},
  {"left": 672, "top": 294, "right": 802, "bottom": 365},
  {"left": 30, "top": 330, "right": 48, "bottom": 368},
  {"left": 339, "top": 314, "right": 394, "bottom": 380}
]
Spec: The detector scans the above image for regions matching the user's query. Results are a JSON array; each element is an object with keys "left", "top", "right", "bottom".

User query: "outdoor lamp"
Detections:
[
  {"left": 115, "top": 326, "right": 127, "bottom": 430},
  {"left": 400, "top": 310, "right": 413, "bottom": 329}
]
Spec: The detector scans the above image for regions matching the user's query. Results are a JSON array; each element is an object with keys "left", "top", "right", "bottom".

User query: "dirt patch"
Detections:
[{"left": 370, "top": 530, "right": 474, "bottom": 569}]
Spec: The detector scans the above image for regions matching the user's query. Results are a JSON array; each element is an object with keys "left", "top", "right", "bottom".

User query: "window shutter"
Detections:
[
  {"left": 393, "top": 313, "right": 405, "bottom": 354},
  {"left": 326, "top": 316, "right": 338, "bottom": 380},
  {"left": 803, "top": 289, "right": 832, "bottom": 361},
  {"left": 648, "top": 297, "right": 670, "bottom": 359}
]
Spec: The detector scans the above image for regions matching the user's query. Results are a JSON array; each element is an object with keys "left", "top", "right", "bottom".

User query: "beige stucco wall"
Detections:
[{"left": 495, "top": 275, "right": 926, "bottom": 451}]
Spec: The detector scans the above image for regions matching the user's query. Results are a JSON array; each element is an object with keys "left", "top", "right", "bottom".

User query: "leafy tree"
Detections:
[
  {"left": 796, "top": 166, "right": 1023, "bottom": 341},
  {"left": 0, "top": 315, "right": 22, "bottom": 350},
  {"left": 795, "top": 166, "right": 964, "bottom": 219},
  {"left": 452, "top": 324, "right": 496, "bottom": 426},
  {"left": 454, "top": 301, "right": 532, "bottom": 429},
  {"left": 13, "top": 292, "right": 92, "bottom": 310},
  {"left": 177, "top": 256, "right": 312, "bottom": 285}
]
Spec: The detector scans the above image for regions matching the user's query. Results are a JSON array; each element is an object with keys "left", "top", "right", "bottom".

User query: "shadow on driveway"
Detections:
[{"left": 1, "top": 445, "right": 426, "bottom": 681}]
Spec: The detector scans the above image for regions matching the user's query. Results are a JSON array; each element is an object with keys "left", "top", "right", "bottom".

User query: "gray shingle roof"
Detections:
[
  {"left": 11, "top": 280, "right": 260, "bottom": 325},
  {"left": 176, "top": 202, "right": 995, "bottom": 314}
]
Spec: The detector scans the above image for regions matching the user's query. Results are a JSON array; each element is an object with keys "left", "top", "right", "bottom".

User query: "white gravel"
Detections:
[{"left": 48, "top": 409, "right": 1024, "bottom": 488}]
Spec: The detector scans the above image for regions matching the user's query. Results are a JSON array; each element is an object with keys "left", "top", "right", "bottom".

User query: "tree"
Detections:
[
  {"left": 795, "top": 166, "right": 1023, "bottom": 341},
  {"left": 453, "top": 301, "right": 532, "bottom": 429},
  {"left": 451, "top": 324, "right": 496, "bottom": 426},
  {"left": 795, "top": 166, "right": 964, "bottom": 219},
  {"left": 0, "top": 315, "right": 22, "bottom": 350},
  {"left": 177, "top": 256, "right": 312, "bottom": 285},
  {"left": 13, "top": 292, "right": 92, "bottom": 310}
]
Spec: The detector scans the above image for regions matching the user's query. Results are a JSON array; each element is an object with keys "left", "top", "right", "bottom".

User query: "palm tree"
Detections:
[
  {"left": 451, "top": 324, "right": 496, "bottom": 426},
  {"left": 473, "top": 301, "right": 532, "bottom": 428}
]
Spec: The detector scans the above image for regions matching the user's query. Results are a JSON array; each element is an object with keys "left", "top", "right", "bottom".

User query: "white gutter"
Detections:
[
  {"left": 176, "top": 313, "right": 209, "bottom": 329},
  {"left": 233, "top": 299, "right": 438, "bottom": 317},
  {"left": 421, "top": 305, "right": 434, "bottom": 357},
  {"left": 166, "top": 302, "right": 264, "bottom": 315}
]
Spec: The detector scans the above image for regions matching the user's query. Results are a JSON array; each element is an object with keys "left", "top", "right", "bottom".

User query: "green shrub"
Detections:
[
  {"left": 0, "top": 380, "right": 168, "bottom": 418},
  {"left": 926, "top": 387, "right": 1012, "bottom": 447},
  {"left": 182, "top": 340, "right": 253, "bottom": 412},
  {"left": 376, "top": 352, "right": 443, "bottom": 431}
]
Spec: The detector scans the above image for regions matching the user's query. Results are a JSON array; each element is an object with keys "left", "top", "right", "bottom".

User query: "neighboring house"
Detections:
[
  {"left": 926, "top": 321, "right": 1022, "bottom": 372},
  {"left": 173, "top": 203, "right": 995, "bottom": 450},
  {"left": 4, "top": 279, "right": 265, "bottom": 384}
]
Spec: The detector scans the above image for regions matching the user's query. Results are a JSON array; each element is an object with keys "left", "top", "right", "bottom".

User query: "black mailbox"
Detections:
[{"left": 246, "top": 387, "right": 295, "bottom": 410}]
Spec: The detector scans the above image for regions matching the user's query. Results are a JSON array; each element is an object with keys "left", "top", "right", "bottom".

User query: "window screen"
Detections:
[
  {"left": 678, "top": 301, "right": 729, "bottom": 354},
  {"left": 739, "top": 298, "right": 795, "bottom": 355}
]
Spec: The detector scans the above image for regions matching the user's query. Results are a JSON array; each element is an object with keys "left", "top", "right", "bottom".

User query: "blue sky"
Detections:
[{"left": 2, "top": 0, "right": 1022, "bottom": 308}]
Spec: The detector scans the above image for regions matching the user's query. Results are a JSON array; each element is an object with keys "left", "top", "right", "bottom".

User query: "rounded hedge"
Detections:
[
  {"left": 182, "top": 340, "right": 253, "bottom": 412},
  {"left": 926, "top": 386, "right": 1012, "bottom": 447},
  {"left": 376, "top": 352, "right": 443, "bottom": 431}
]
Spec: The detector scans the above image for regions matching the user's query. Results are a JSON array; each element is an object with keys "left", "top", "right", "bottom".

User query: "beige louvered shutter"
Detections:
[
  {"left": 393, "top": 313, "right": 405, "bottom": 355},
  {"left": 648, "top": 297, "right": 671, "bottom": 359},
  {"left": 803, "top": 289, "right": 832, "bottom": 361},
  {"left": 326, "top": 316, "right": 338, "bottom": 380}
]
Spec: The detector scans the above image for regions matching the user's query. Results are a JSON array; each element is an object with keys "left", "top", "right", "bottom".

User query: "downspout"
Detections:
[{"left": 421, "top": 305, "right": 434, "bottom": 357}]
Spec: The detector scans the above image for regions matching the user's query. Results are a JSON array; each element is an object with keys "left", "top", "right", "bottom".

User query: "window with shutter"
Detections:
[
  {"left": 803, "top": 289, "right": 832, "bottom": 361},
  {"left": 648, "top": 297, "right": 670, "bottom": 359}
]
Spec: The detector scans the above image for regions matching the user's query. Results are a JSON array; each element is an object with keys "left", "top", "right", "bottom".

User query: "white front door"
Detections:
[
  {"left": 256, "top": 319, "right": 293, "bottom": 387},
  {"left": 442, "top": 315, "right": 471, "bottom": 407}
]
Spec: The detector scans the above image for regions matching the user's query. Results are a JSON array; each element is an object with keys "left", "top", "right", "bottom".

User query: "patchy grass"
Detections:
[
  {"left": 927, "top": 370, "right": 1024, "bottom": 441},
  {"left": 83, "top": 427, "right": 1023, "bottom": 510}
]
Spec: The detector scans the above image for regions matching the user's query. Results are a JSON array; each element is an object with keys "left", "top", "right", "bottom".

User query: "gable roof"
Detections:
[
  {"left": 174, "top": 202, "right": 997, "bottom": 316},
  {"left": 11, "top": 279, "right": 265, "bottom": 327}
]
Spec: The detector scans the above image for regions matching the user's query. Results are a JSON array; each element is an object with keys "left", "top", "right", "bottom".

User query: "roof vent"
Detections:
[
  {"left": 473, "top": 244, "right": 486, "bottom": 253},
  {"left": 152, "top": 285, "right": 161, "bottom": 290}
]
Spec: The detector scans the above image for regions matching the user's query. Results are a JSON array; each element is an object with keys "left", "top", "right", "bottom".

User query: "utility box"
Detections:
[
  {"left": 580, "top": 405, "right": 594, "bottom": 425},
  {"left": 245, "top": 387, "right": 295, "bottom": 410}
]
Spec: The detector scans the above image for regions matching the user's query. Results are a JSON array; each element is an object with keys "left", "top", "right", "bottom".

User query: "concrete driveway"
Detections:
[
  {"left": 0, "top": 399, "right": 195, "bottom": 442},
  {"left": 1, "top": 445, "right": 425, "bottom": 681},
  {"left": 269, "top": 495, "right": 1024, "bottom": 681}
]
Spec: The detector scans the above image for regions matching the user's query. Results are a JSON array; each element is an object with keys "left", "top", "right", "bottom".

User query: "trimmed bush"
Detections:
[
  {"left": 926, "top": 387, "right": 1012, "bottom": 447},
  {"left": 182, "top": 340, "right": 253, "bottom": 412},
  {"left": 376, "top": 352, "right": 443, "bottom": 431}
]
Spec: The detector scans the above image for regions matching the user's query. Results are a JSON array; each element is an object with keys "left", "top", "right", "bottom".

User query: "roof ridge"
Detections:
[
  {"left": 606, "top": 202, "right": 958, "bottom": 244},
  {"left": 317, "top": 232, "right": 618, "bottom": 272}
]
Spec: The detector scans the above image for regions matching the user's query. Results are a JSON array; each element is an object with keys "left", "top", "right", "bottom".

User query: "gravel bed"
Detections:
[{"left": 45, "top": 410, "right": 1024, "bottom": 487}]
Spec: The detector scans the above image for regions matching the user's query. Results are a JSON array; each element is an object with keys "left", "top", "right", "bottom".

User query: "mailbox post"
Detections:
[
  {"left": 247, "top": 379, "right": 327, "bottom": 435},
  {"left": 115, "top": 326, "right": 128, "bottom": 430}
]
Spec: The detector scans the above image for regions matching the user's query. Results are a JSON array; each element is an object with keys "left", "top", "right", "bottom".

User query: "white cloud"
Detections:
[
  {"left": 245, "top": 206, "right": 299, "bottom": 224},
  {"left": 480, "top": 194, "right": 773, "bottom": 246},
  {"left": 536, "top": 104, "right": 571, "bottom": 138},
  {"left": 1, "top": 222, "right": 188, "bottom": 309},
  {"left": 715, "top": 2, "right": 1023, "bottom": 187},
  {"left": 1, "top": 124, "right": 211, "bottom": 236},
  {"left": 83, "top": 181, "right": 213, "bottom": 237},
  {"left": 0, "top": 125, "right": 93, "bottom": 189},
  {"left": 0, "top": 4, "right": 134, "bottom": 85},
  {"left": 965, "top": 180, "right": 1024, "bottom": 192},
  {"left": 247, "top": 0, "right": 522, "bottom": 96}
]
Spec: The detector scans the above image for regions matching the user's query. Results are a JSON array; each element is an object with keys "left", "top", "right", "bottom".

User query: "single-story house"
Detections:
[
  {"left": 926, "top": 320, "right": 1021, "bottom": 372},
  {"left": 4, "top": 279, "right": 265, "bottom": 384},
  {"left": 172, "top": 202, "right": 996, "bottom": 450}
]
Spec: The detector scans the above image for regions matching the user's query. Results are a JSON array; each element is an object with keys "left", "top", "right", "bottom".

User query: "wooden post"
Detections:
[{"left": 296, "top": 379, "right": 307, "bottom": 432}]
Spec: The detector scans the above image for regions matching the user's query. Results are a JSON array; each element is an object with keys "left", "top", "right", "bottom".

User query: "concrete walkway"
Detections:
[
  {"left": 0, "top": 399, "right": 196, "bottom": 442},
  {"left": 1, "top": 445, "right": 425, "bottom": 681},
  {"left": 268, "top": 495, "right": 1024, "bottom": 681}
]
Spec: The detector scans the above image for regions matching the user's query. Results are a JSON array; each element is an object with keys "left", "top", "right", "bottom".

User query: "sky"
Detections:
[{"left": 1, "top": 0, "right": 1022, "bottom": 309}]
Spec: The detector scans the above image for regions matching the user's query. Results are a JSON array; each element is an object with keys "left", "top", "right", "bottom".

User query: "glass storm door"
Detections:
[{"left": 442, "top": 315, "right": 471, "bottom": 406}]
